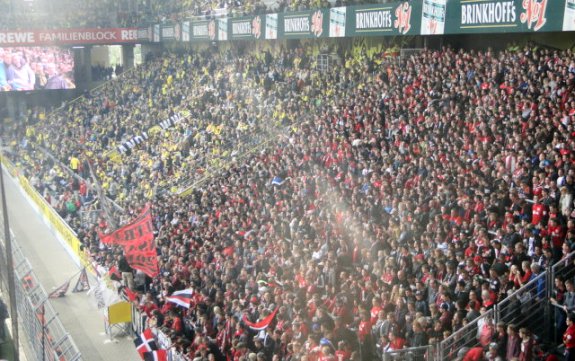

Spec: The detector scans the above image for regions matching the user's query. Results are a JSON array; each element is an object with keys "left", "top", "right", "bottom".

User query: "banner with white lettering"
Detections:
[
  {"left": 447, "top": 0, "right": 563, "bottom": 34},
  {"left": 347, "top": 2, "right": 422, "bottom": 37},
  {"left": 152, "top": 24, "right": 161, "bottom": 43},
  {"left": 189, "top": 20, "right": 214, "bottom": 42},
  {"left": 421, "top": 0, "right": 447, "bottom": 35},
  {"left": 0, "top": 28, "right": 138, "bottom": 46},
  {"left": 565, "top": 0, "right": 575, "bottom": 30},
  {"left": 265, "top": 14, "right": 278, "bottom": 39},
  {"left": 230, "top": 15, "right": 264, "bottom": 40},
  {"left": 88, "top": 278, "right": 120, "bottom": 311},
  {"left": 329, "top": 7, "right": 347, "bottom": 37},
  {"left": 182, "top": 21, "right": 190, "bottom": 42},
  {"left": 137, "top": 27, "right": 151, "bottom": 42},
  {"left": 280, "top": 9, "right": 329, "bottom": 38},
  {"left": 218, "top": 18, "right": 229, "bottom": 41},
  {"left": 161, "top": 25, "right": 176, "bottom": 40}
]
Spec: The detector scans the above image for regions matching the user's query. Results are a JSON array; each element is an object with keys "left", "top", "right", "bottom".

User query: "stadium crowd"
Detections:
[
  {"left": 0, "top": 0, "right": 120, "bottom": 29},
  {"left": 6, "top": 41, "right": 575, "bottom": 361}
]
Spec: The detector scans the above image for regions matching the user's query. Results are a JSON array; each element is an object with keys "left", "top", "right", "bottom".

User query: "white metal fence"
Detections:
[{"left": 0, "top": 230, "right": 82, "bottom": 361}]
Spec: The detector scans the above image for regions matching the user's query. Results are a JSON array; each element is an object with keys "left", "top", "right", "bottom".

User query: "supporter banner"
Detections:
[
  {"left": 125, "top": 250, "right": 159, "bottom": 278},
  {"left": 100, "top": 204, "right": 154, "bottom": 247},
  {"left": 421, "top": 0, "right": 447, "bottom": 35},
  {"left": 89, "top": 278, "right": 120, "bottom": 310},
  {"left": 152, "top": 24, "right": 161, "bottom": 43},
  {"left": 218, "top": 18, "right": 229, "bottom": 41},
  {"left": 346, "top": 2, "right": 423, "bottom": 37},
  {"left": 181, "top": 21, "right": 190, "bottom": 42},
  {"left": 137, "top": 27, "right": 151, "bottom": 42},
  {"left": 280, "top": 9, "right": 329, "bottom": 38},
  {"left": 229, "top": 15, "right": 264, "bottom": 40},
  {"left": 565, "top": 0, "right": 575, "bottom": 30},
  {"left": 447, "top": 0, "right": 564, "bottom": 33},
  {"left": 189, "top": 20, "right": 215, "bottom": 41},
  {"left": 116, "top": 112, "right": 185, "bottom": 154},
  {"left": 0, "top": 28, "right": 138, "bottom": 46},
  {"left": 161, "top": 25, "right": 175, "bottom": 40},
  {"left": 265, "top": 13, "right": 278, "bottom": 39},
  {"left": 99, "top": 204, "right": 159, "bottom": 277},
  {"left": 329, "top": 7, "right": 346, "bottom": 37}
]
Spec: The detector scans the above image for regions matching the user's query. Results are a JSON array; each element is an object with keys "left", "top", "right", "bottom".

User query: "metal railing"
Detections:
[
  {"left": 550, "top": 254, "right": 575, "bottom": 343},
  {"left": 0, "top": 230, "right": 82, "bottom": 361},
  {"left": 437, "top": 308, "right": 494, "bottom": 361},
  {"left": 495, "top": 271, "right": 549, "bottom": 339},
  {"left": 435, "top": 253, "right": 575, "bottom": 360},
  {"left": 382, "top": 344, "right": 434, "bottom": 361}
]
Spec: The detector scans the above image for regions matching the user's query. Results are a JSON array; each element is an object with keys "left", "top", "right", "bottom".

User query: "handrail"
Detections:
[{"left": 438, "top": 251, "right": 575, "bottom": 360}]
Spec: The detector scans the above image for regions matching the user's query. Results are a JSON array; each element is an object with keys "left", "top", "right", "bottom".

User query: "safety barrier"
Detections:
[
  {"left": 495, "top": 272, "right": 549, "bottom": 340},
  {"left": 550, "top": 254, "right": 575, "bottom": 343},
  {"left": 437, "top": 308, "right": 494, "bottom": 361},
  {"left": 437, "top": 253, "right": 574, "bottom": 360},
  {"left": 0, "top": 230, "right": 82, "bottom": 361},
  {"left": 0, "top": 155, "right": 97, "bottom": 274},
  {"left": 382, "top": 344, "right": 434, "bottom": 361},
  {"left": 126, "top": 295, "right": 191, "bottom": 361}
]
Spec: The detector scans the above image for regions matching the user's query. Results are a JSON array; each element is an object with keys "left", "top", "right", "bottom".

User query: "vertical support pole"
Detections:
[{"left": 0, "top": 157, "right": 19, "bottom": 361}]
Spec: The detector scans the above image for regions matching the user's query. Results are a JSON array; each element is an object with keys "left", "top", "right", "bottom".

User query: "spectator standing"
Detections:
[
  {"left": 564, "top": 313, "right": 575, "bottom": 361},
  {"left": 0, "top": 297, "right": 8, "bottom": 343}
]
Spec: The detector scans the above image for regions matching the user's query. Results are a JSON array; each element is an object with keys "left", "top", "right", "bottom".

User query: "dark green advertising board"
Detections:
[
  {"left": 189, "top": 20, "right": 217, "bottom": 42},
  {"left": 229, "top": 15, "right": 265, "bottom": 40},
  {"left": 346, "top": 1, "right": 423, "bottom": 37},
  {"left": 160, "top": 0, "right": 575, "bottom": 44},
  {"left": 280, "top": 9, "right": 329, "bottom": 38},
  {"left": 446, "top": 0, "right": 565, "bottom": 34}
]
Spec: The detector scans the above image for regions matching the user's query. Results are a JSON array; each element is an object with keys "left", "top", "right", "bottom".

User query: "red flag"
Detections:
[
  {"left": 124, "top": 287, "right": 139, "bottom": 302},
  {"left": 100, "top": 204, "right": 159, "bottom": 277},
  {"left": 107, "top": 265, "right": 121, "bottom": 280},
  {"left": 242, "top": 308, "right": 279, "bottom": 331},
  {"left": 100, "top": 204, "right": 154, "bottom": 248},
  {"left": 125, "top": 250, "right": 159, "bottom": 278}
]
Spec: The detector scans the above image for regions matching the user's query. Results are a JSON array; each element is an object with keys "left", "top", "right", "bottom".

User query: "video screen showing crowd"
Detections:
[{"left": 0, "top": 46, "right": 75, "bottom": 91}]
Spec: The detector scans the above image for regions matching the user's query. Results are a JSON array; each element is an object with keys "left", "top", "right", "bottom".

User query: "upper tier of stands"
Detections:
[{"left": 0, "top": 0, "right": 392, "bottom": 29}]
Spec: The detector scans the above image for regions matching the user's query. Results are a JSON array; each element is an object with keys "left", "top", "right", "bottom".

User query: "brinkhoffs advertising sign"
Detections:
[
  {"left": 346, "top": 2, "right": 423, "bottom": 37},
  {"left": 447, "top": 0, "right": 563, "bottom": 34}
]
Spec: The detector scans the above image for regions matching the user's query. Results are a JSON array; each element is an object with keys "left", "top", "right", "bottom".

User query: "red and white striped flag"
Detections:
[{"left": 166, "top": 289, "right": 193, "bottom": 309}]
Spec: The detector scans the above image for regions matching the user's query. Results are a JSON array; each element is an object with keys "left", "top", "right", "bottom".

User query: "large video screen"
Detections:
[{"left": 0, "top": 47, "right": 75, "bottom": 91}]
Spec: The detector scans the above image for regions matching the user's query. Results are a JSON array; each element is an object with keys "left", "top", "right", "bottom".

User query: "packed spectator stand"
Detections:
[
  {"left": 5, "top": 40, "right": 575, "bottom": 361},
  {"left": 0, "top": 0, "right": 392, "bottom": 29}
]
